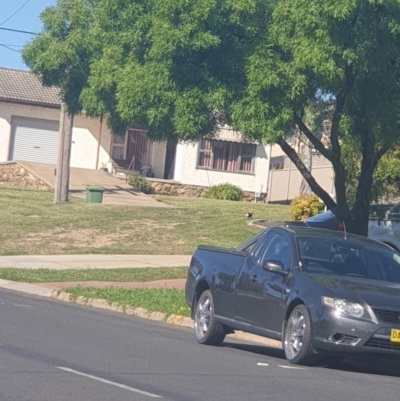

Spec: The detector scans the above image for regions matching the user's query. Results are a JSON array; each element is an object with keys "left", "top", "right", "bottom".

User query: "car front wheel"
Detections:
[
  {"left": 284, "top": 305, "right": 315, "bottom": 365},
  {"left": 194, "top": 290, "right": 225, "bottom": 346}
]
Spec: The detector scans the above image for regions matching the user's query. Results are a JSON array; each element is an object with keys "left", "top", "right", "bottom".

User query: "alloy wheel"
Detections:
[
  {"left": 194, "top": 295, "right": 211, "bottom": 340},
  {"left": 285, "top": 310, "right": 306, "bottom": 359}
]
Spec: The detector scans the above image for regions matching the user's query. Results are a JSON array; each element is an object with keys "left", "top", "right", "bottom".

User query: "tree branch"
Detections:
[
  {"left": 331, "top": 65, "right": 354, "bottom": 160},
  {"left": 277, "top": 137, "right": 336, "bottom": 210},
  {"left": 293, "top": 113, "right": 331, "bottom": 161}
]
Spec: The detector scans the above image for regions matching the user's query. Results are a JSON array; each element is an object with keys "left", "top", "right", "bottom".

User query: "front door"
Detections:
[
  {"left": 164, "top": 140, "right": 177, "bottom": 179},
  {"left": 126, "top": 129, "right": 153, "bottom": 171}
]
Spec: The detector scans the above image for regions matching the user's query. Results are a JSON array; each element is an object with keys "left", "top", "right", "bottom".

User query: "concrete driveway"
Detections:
[{"left": 17, "top": 161, "right": 170, "bottom": 207}]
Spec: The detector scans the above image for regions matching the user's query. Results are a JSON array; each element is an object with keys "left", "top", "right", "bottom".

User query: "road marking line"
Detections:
[
  {"left": 257, "top": 363, "right": 269, "bottom": 366},
  {"left": 278, "top": 365, "right": 306, "bottom": 370},
  {"left": 56, "top": 367, "right": 162, "bottom": 398}
]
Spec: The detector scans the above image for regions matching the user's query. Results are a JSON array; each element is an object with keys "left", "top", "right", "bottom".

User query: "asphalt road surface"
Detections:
[{"left": 1, "top": 289, "right": 400, "bottom": 401}]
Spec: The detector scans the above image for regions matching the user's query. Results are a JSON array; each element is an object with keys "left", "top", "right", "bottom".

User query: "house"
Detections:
[
  {"left": 0, "top": 66, "right": 331, "bottom": 203},
  {"left": 267, "top": 141, "right": 335, "bottom": 203},
  {"left": 0, "top": 67, "right": 113, "bottom": 171}
]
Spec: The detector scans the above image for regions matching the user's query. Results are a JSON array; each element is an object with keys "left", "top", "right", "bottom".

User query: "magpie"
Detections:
[{"left": 246, "top": 212, "right": 253, "bottom": 219}]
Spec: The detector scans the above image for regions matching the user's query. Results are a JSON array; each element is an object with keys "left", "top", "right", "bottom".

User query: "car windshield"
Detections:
[{"left": 296, "top": 237, "right": 400, "bottom": 283}]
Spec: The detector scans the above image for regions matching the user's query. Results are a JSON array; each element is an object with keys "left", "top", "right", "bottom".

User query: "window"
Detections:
[
  {"left": 112, "top": 134, "right": 126, "bottom": 160},
  {"left": 261, "top": 235, "right": 291, "bottom": 270},
  {"left": 111, "top": 129, "right": 153, "bottom": 171},
  {"left": 198, "top": 139, "right": 256, "bottom": 173},
  {"left": 270, "top": 157, "right": 284, "bottom": 170}
]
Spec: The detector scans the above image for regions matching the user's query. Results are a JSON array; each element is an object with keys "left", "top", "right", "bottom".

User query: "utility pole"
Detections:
[{"left": 54, "top": 106, "right": 74, "bottom": 204}]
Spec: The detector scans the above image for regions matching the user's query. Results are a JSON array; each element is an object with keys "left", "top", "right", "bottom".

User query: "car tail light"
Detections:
[{"left": 338, "top": 223, "right": 344, "bottom": 232}]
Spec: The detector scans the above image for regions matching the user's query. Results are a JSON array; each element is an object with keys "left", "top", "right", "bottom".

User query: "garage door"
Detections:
[{"left": 10, "top": 118, "right": 60, "bottom": 164}]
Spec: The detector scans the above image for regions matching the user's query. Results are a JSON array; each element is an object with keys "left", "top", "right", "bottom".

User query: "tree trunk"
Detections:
[
  {"left": 346, "top": 132, "right": 376, "bottom": 236},
  {"left": 299, "top": 139, "right": 312, "bottom": 195}
]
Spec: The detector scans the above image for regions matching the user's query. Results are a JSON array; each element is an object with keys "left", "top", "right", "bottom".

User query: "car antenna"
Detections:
[{"left": 343, "top": 221, "right": 347, "bottom": 240}]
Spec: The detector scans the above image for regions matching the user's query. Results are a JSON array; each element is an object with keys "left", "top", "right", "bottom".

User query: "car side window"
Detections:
[
  {"left": 251, "top": 232, "right": 274, "bottom": 263},
  {"left": 260, "top": 235, "right": 291, "bottom": 270}
]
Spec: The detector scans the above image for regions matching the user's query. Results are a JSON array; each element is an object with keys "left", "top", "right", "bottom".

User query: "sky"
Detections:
[{"left": 0, "top": 0, "right": 56, "bottom": 71}]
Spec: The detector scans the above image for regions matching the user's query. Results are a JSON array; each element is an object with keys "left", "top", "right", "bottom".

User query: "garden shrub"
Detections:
[
  {"left": 128, "top": 174, "right": 153, "bottom": 194},
  {"left": 290, "top": 194, "right": 324, "bottom": 220},
  {"left": 204, "top": 183, "right": 243, "bottom": 201}
]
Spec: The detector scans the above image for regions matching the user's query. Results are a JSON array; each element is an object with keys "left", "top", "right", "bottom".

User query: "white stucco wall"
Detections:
[
  {"left": 151, "top": 141, "right": 167, "bottom": 179},
  {"left": 70, "top": 114, "right": 112, "bottom": 169},
  {"left": 174, "top": 141, "right": 271, "bottom": 193},
  {"left": 0, "top": 102, "right": 113, "bottom": 169}
]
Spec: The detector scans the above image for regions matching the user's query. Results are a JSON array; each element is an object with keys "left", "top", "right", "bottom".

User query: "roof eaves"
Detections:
[{"left": 0, "top": 97, "right": 61, "bottom": 109}]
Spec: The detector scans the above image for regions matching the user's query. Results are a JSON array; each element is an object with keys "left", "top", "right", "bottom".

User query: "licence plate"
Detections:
[{"left": 390, "top": 329, "right": 400, "bottom": 343}]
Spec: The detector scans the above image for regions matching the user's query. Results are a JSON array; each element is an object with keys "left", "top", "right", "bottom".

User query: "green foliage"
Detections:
[
  {"left": 290, "top": 194, "right": 324, "bottom": 221},
  {"left": 204, "top": 183, "right": 243, "bottom": 201},
  {"left": 0, "top": 267, "right": 188, "bottom": 283},
  {"left": 372, "top": 149, "right": 400, "bottom": 201},
  {"left": 342, "top": 139, "right": 400, "bottom": 204},
  {"left": 22, "top": 0, "right": 96, "bottom": 115},
  {"left": 24, "top": 0, "right": 400, "bottom": 234},
  {"left": 128, "top": 174, "right": 153, "bottom": 194},
  {"left": 65, "top": 287, "right": 191, "bottom": 317}
]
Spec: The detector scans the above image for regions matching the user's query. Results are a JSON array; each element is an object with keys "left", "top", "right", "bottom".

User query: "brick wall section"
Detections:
[
  {"left": 0, "top": 162, "right": 52, "bottom": 191},
  {"left": 149, "top": 180, "right": 266, "bottom": 202}
]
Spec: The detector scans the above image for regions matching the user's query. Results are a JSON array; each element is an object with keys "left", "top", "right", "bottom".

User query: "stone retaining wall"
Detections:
[
  {"left": 0, "top": 162, "right": 52, "bottom": 191},
  {"left": 149, "top": 179, "right": 266, "bottom": 203}
]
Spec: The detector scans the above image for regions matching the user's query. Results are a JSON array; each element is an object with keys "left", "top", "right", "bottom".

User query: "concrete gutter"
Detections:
[{"left": 0, "top": 279, "right": 54, "bottom": 297}]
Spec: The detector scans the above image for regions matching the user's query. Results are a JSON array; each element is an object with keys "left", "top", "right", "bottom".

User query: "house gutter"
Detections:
[{"left": 0, "top": 97, "right": 61, "bottom": 109}]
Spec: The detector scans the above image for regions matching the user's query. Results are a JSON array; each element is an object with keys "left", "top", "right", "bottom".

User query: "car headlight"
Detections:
[{"left": 322, "top": 296, "right": 365, "bottom": 319}]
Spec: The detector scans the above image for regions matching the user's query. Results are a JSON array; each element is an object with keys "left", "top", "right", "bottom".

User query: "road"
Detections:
[{"left": 1, "top": 289, "right": 400, "bottom": 401}]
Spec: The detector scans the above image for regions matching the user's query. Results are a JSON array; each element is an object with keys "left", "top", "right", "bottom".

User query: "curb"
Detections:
[
  {"left": 51, "top": 290, "right": 282, "bottom": 349},
  {"left": 249, "top": 220, "right": 284, "bottom": 229},
  {"left": 50, "top": 290, "right": 194, "bottom": 328}
]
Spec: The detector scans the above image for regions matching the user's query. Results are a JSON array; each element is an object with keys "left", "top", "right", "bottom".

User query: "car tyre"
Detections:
[
  {"left": 194, "top": 290, "right": 226, "bottom": 346},
  {"left": 284, "top": 305, "right": 315, "bottom": 365}
]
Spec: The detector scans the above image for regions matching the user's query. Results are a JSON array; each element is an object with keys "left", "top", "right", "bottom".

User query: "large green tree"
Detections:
[{"left": 25, "top": 0, "right": 400, "bottom": 235}]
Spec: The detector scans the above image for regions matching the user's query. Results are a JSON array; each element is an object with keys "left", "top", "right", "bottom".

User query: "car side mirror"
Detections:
[{"left": 263, "top": 260, "right": 289, "bottom": 276}]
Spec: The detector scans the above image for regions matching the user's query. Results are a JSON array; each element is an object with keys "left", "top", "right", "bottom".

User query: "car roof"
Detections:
[
  {"left": 305, "top": 210, "right": 337, "bottom": 222},
  {"left": 276, "top": 226, "right": 389, "bottom": 248}
]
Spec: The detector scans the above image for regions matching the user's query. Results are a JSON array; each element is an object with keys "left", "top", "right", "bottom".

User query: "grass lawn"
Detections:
[
  {"left": 0, "top": 186, "right": 290, "bottom": 255},
  {"left": 0, "top": 267, "right": 188, "bottom": 283},
  {"left": 64, "top": 287, "right": 190, "bottom": 317}
]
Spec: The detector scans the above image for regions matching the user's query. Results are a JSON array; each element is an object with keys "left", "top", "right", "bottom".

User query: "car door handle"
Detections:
[{"left": 250, "top": 274, "right": 258, "bottom": 283}]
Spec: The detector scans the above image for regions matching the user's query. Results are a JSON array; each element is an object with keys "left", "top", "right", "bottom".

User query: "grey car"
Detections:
[{"left": 185, "top": 227, "right": 400, "bottom": 365}]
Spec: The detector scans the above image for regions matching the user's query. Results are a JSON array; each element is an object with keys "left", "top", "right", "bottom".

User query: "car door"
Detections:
[
  {"left": 245, "top": 234, "right": 292, "bottom": 332},
  {"left": 234, "top": 231, "right": 274, "bottom": 321}
]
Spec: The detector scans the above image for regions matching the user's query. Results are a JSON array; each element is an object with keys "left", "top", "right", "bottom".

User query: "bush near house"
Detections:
[
  {"left": 204, "top": 183, "right": 243, "bottom": 201},
  {"left": 290, "top": 194, "right": 324, "bottom": 220},
  {"left": 128, "top": 175, "right": 153, "bottom": 194}
]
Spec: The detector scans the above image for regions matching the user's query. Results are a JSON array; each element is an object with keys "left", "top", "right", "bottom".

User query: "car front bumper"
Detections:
[{"left": 311, "top": 307, "right": 400, "bottom": 355}]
